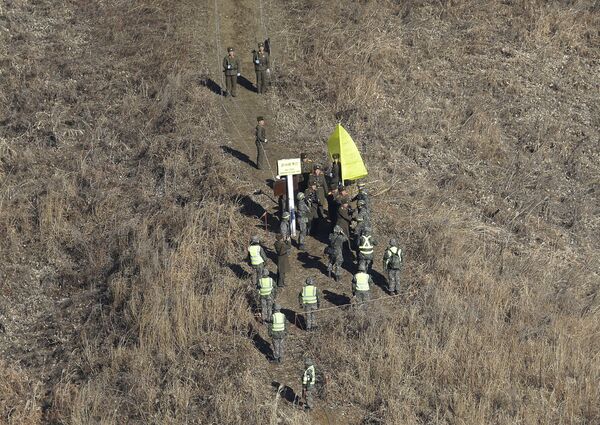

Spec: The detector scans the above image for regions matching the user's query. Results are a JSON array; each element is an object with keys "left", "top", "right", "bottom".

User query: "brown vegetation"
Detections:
[{"left": 0, "top": 0, "right": 598, "bottom": 424}]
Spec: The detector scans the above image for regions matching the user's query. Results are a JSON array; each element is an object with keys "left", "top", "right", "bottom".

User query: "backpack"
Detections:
[{"left": 388, "top": 248, "right": 402, "bottom": 269}]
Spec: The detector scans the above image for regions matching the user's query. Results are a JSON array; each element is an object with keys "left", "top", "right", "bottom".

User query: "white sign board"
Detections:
[{"left": 277, "top": 158, "right": 301, "bottom": 176}]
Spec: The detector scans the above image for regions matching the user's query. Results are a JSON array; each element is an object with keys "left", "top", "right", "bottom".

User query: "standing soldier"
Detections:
[
  {"left": 383, "top": 238, "right": 403, "bottom": 295},
  {"left": 279, "top": 211, "right": 291, "bottom": 239},
  {"left": 358, "top": 226, "right": 377, "bottom": 272},
  {"left": 328, "top": 153, "right": 342, "bottom": 190},
  {"left": 274, "top": 233, "right": 291, "bottom": 288},
  {"left": 253, "top": 42, "right": 270, "bottom": 94},
  {"left": 298, "top": 277, "right": 321, "bottom": 331},
  {"left": 222, "top": 47, "right": 240, "bottom": 97},
  {"left": 257, "top": 268, "right": 276, "bottom": 323},
  {"left": 299, "top": 153, "right": 314, "bottom": 191},
  {"left": 255, "top": 116, "right": 267, "bottom": 170},
  {"left": 307, "top": 165, "right": 329, "bottom": 217},
  {"left": 352, "top": 263, "right": 373, "bottom": 307},
  {"left": 269, "top": 303, "right": 287, "bottom": 363},
  {"left": 296, "top": 192, "right": 310, "bottom": 250},
  {"left": 304, "top": 183, "right": 323, "bottom": 235},
  {"left": 302, "top": 358, "right": 317, "bottom": 411},
  {"left": 247, "top": 235, "right": 267, "bottom": 285},
  {"left": 352, "top": 183, "right": 371, "bottom": 212},
  {"left": 335, "top": 197, "right": 352, "bottom": 245},
  {"left": 327, "top": 225, "right": 348, "bottom": 282}
]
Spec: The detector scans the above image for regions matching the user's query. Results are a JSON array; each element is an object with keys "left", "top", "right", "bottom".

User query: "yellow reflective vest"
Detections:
[
  {"left": 271, "top": 312, "right": 285, "bottom": 332},
  {"left": 259, "top": 277, "right": 274, "bottom": 296},
  {"left": 248, "top": 245, "right": 264, "bottom": 266},
  {"left": 359, "top": 235, "right": 374, "bottom": 255},
  {"left": 302, "top": 285, "right": 317, "bottom": 304},
  {"left": 354, "top": 272, "right": 370, "bottom": 291}
]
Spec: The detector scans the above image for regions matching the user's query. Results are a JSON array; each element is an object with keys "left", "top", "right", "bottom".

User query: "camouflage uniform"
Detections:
[
  {"left": 383, "top": 242, "right": 403, "bottom": 294},
  {"left": 327, "top": 228, "right": 348, "bottom": 282},
  {"left": 296, "top": 193, "right": 310, "bottom": 249}
]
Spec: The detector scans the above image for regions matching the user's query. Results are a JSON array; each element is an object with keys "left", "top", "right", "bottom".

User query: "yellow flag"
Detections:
[{"left": 326, "top": 124, "right": 368, "bottom": 181}]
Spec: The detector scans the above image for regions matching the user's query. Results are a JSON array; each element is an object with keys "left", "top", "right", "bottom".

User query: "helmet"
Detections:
[
  {"left": 273, "top": 303, "right": 281, "bottom": 311},
  {"left": 262, "top": 268, "right": 269, "bottom": 277},
  {"left": 361, "top": 188, "right": 369, "bottom": 195},
  {"left": 304, "top": 358, "right": 313, "bottom": 366},
  {"left": 282, "top": 212, "right": 290, "bottom": 220},
  {"left": 334, "top": 225, "right": 342, "bottom": 234},
  {"left": 363, "top": 226, "right": 372, "bottom": 234},
  {"left": 389, "top": 238, "right": 398, "bottom": 246},
  {"left": 357, "top": 199, "right": 366, "bottom": 207},
  {"left": 358, "top": 263, "right": 366, "bottom": 272},
  {"left": 305, "top": 277, "right": 314, "bottom": 285},
  {"left": 251, "top": 235, "right": 260, "bottom": 243},
  {"left": 297, "top": 192, "right": 305, "bottom": 200}
]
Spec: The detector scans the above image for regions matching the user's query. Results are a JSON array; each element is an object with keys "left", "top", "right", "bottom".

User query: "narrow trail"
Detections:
[{"left": 206, "top": 1, "right": 394, "bottom": 422}]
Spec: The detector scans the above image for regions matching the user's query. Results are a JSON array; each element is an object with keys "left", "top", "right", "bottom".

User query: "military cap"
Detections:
[
  {"left": 332, "top": 153, "right": 340, "bottom": 159},
  {"left": 334, "top": 225, "right": 343, "bottom": 234},
  {"left": 258, "top": 42, "right": 264, "bottom": 47},
  {"left": 227, "top": 47, "right": 234, "bottom": 52},
  {"left": 262, "top": 268, "right": 270, "bottom": 276},
  {"left": 251, "top": 235, "right": 260, "bottom": 243},
  {"left": 357, "top": 182, "right": 366, "bottom": 189},
  {"left": 305, "top": 277, "right": 314, "bottom": 285},
  {"left": 357, "top": 199, "right": 366, "bottom": 207},
  {"left": 300, "top": 153, "right": 308, "bottom": 160},
  {"left": 273, "top": 303, "right": 281, "bottom": 311},
  {"left": 257, "top": 116, "right": 264, "bottom": 122}
]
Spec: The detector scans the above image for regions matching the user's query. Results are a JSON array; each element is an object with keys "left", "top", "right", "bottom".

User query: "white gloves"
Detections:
[
  {"left": 266, "top": 69, "right": 271, "bottom": 73},
  {"left": 227, "top": 65, "right": 231, "bottom": 69},
  {"left": 255, "top": 59, "right": 260, "bottom": 64},
  {"left": 237, "top": 73, "right": 241, "bottom": 77}
]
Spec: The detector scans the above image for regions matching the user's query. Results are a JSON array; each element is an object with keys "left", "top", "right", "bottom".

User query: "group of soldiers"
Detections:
[
  {"left": 245, "top": 157, "right": 404, "bottom": 410},
  {"left": 222, "top": 42, "right": 270, "bottom": 98}
]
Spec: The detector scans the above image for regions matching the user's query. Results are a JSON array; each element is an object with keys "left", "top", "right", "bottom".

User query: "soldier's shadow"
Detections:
[
  {"left": 271, "top": 381, "right": 298, "bottom": 404},
  {"left": 238, "top": 75, "right": 257, "bottom": 93},
  {"left": 282, "top": 308, "right": 304, "bottom": 330},
  {"left": 232, "top": 194, "right": 278, "bottom": 233},
  {"left": 370, "top": 269, "right": 390, "bottom": 294},
  {"left": 200, "top": 77, "right": 223, "bottom": 96},
  {"left": 323, "top": 289, "right": 351, "bottom": 307},
  {"left": 221, "top": 145, "right": 255, "bottom": 168},
  {"left": 297, "top": 251, "right": 329, "bottom": 277},
  {"left": 248, "top": 325, "right": 273, "bottom": 360}
]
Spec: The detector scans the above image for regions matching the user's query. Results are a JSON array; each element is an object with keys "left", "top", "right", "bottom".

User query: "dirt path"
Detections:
[{"left": 206, "top": 1, "right": 390, "bottom": 422}]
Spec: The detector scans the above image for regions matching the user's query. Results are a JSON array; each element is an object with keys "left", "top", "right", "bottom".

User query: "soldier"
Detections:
[
  {"left": 274, "top": 233, "right": 291, "bottom": 287},
  {"left": 328, "top": 153, "right": 342, "bottom": 190},
  {"left": 257, "top": 268, "right": 276, "bottom": 323},
  {"left": 351, "top": 199, "right": 370, "bottom": 258},
  {"left": 304, "top": 182, "right": 323, "bottom": 234},
  {"left": 247, "top": 235, "right": 267, "bottom": 285},
  {"left": 335, "top": 197, "right": 352, "bottom": 244},
  {"left": 327, "top": 225, "right": 348, "bottom": 282},
  {"left": 383, "top": 238, "right": 403, "bottom": 295},
  {"left": 269, "top": 303, "right": 287, "bottom": 363},
  {"left": 253, "top": 42, "right": 270, "bottom": 94},
  {"left": 307, "top": 165, "right": 329, "bottom": 215},
  {"left": 352, "top": 183, "right": 371, "bottom": 211},
  {"left": 352, "top": 263, "right": 373, "bottom": 307},
  {"left": 358, "top": 226, "right": 377, "bottom": 272},
  {"left": 280, "top": 211, "right": 291, "bottom": 239},
  {"left": 222, "top": 47, "right": 241, "bottom": 97},
  {"left": 296, "top": 192, "right": 310, "bottom": 250},
  {"left": 299, "top": 153, "right": 314, "bottom": 191},
  {"left": 302, "top": 358, "right": 317, "bottom": 410},
  {"left": 298, "top": 277, "right": 321, "bottom": 331},
  {"left": 255, "top": 116, "right": 267, "bottom": 170}
]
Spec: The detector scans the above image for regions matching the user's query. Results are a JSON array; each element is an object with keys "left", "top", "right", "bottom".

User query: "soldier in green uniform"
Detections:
[
  {"left": 255, "top": 116, "right": 267, "bottom": 170},
  {"left": 253, "top": 42, "right": 270, "bottom": 94},
  {"left": 222, "top": 47, "right": 240, "bottom": 97}
]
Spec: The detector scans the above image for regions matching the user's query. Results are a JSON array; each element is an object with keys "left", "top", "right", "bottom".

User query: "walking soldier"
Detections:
[
  {"left": 223, "top": 47, "right": 240, "bottom": 97},
  {"left": 352, "top": 263, "right": 373, "bottom": 307},
  {"left": 296, "top": 192, "right": 310, "bottom": 250},
  {"left": 298, "top": 277, "right": 321, "bottom": 331},
  {"left": 269, "top": 303, "right": 287, "bottom": 363},
  {"left": 327, "top": 225, "right": 348, "bottom": 282},
  {"left": 383, "top": 238, "right": 403, "bottom": 295},
  {"left": 257, "top": 268, "right": 276, "bottom": 323},
  {"left": 358, "top": 226, "right": 377, "bottom": 272},
  {"left": 302, "top": 358, "right": 317, "bottom": 410},
  {"left": 274, "top": 233, "right": 291, "bottom": 287},
  {"left": 247, "top": 235, "right": 267, "bottom": 285}
]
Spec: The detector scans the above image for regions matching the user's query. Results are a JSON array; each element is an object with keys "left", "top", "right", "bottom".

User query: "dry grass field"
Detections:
[{"left": 0, "top": 0, "right": 599, "bottom": 424}]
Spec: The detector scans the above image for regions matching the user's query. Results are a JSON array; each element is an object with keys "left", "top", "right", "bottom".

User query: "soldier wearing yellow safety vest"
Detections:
[
  {"left": 247, "top": 235, "right": 267, "bottom": 285},
  {"left": 268, "top": 303, "right": 287, "bottom": 363},
  {"left": 302, "top": 358, "right": 316, "bottom": 410},
  {"left": 298, "top": 277, "right": 321, "bottom": 331},
  {"left": 257, "top": 268, "right": 276, "bottom": 324},
  {"left": 383, "top": 238, "right": 403, "bottom": 295},
  {"left": 358, "top": 225, "right": 377, "bottom": 272},
  {"left": 352, "top": 263, "right": 373, "bottom": 306}
]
